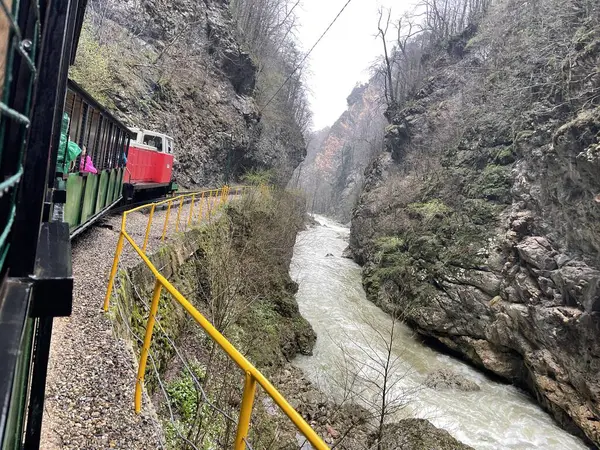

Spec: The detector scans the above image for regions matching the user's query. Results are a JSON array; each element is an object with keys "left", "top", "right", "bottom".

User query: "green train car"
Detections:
[{"left": 60, "top": 80, "right": 130, "bottom": 238}]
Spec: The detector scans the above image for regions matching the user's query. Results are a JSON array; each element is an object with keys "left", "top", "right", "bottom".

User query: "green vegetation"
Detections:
[
  {"left": 494, "top": 147, "right": 516, "bottom": 165},
  {"left": 363, "top": 183, "right": 498, "bottom": 316},
  {"left": 470, "top": 164, "right": 512, "bottom": 203},
  {"left": 375, "top": 236, "right": 405, "bottom": 254},
  {"left": 408, "top": 199, "right": 452, "bottom": 221},
  {"left": 166, "top": 363, "right": 206, "bottom": 423},
  {"left": 69, "top": 23, "right": 116, "bottom": 106},
  {"left": 240, "top": 168, "right": 276, "bottom": 186}
]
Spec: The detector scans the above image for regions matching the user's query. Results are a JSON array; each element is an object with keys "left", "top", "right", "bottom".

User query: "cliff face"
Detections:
[
  {"left": 350, "top": 0, "right": 600, "bottom": 444},
  {"left": 79, "top": 0, "right": 305, "bottom": 187},
  {"left": 293, "top": 79, "right": 385, "bottom": 222}
]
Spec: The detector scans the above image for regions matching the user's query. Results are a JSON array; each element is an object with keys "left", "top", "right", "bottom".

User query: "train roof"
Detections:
[
  {"left": 67, "top": 79, "right": 132, "bottom": 135},
  {"left": 129, "top": 127, "right": 174, "bottom": 140}
]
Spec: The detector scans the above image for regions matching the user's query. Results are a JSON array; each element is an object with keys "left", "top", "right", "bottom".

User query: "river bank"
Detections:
[{"left": 291, "top": 215, "right": 588, "bottom": 450}]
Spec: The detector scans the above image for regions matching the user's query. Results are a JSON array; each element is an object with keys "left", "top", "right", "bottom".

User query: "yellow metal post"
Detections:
[
  {"left": 135, "top": 279, "right": 163, "bottom": 413},
  {"left": 161, "top": 200, "right": 173, "bottom": 242},
  {"left": 142, "top": 203, "right": 156, "bottom": 252},
  {"left": 207, "top": 190, "right": 213, "bottom": 217},
  {"left": 186, "top": 194, "right": 196, "bottom": 228},
  {"left": 175, "top": 196, "right": 184, "bottom": 232},
  {"left": 197, "top": 191, "right": 204, "bottom": 222},
  {"left": 103, "top": 215, "right": 126, "bottom": 311},
  {"left": 234, "top": 372, "right": 257, "bottom": 450}
]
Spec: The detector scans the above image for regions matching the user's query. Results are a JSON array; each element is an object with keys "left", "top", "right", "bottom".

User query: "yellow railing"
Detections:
[{"left": 103, "top": 185, "right": 329, "bottom": 450}]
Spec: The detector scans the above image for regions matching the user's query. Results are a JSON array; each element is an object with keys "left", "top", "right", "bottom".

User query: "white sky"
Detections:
[{"left": 297, "top": 0, "right": 412, "bottom": 130}]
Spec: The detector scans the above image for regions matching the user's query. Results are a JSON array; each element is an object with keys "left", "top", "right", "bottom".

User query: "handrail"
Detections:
[{"left": 103, "top": 185, "right": 329, "bottom": 450}]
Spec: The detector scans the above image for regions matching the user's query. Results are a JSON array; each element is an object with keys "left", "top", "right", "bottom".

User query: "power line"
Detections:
[{"left": 261, "top": 0, "right": 354, "bottom": 111}]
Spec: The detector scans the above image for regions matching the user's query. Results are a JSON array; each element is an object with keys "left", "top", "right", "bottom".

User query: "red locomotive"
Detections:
[{"left": 123, "top": 128, "right": 178, "bottom": 200}]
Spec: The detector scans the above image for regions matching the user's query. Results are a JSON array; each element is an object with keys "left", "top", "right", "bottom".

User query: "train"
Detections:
[
  {"left": 0, "top": 1, "right": 178, "bottom": 448},
  {"left": 63, "top": 80, "right": 178, "bottom": 238}
]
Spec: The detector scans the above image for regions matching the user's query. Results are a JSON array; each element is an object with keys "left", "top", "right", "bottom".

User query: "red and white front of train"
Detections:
[{"left": 124, "top": 128, "right": 177, "bottom": 199}]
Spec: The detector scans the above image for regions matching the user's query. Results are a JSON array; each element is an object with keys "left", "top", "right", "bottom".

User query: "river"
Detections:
[{"left": 290, "top": 215, "right": 587, "bottom": 450}]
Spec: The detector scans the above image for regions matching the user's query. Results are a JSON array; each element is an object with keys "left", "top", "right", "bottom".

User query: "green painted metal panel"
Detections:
[
  {"left": 95, "top": 171, "right": 109, "bottom": 214},
  {"left": 65, "top": 174, "right": 84, "bottom": 228},
  {"left": 118, "top": 168, "right": 124, "bottom": 200},
  {"left": 1, "top": 318, "right": 34, "bottom": 450},
  {"left": 113, "top": 168, "right": 123, "bottom": 203},
  {"left": 81, "top": 174, "right": 98, "bottom": 223},
  {"left": 106, "top": 170, "right": 116, "bottom": 207}
]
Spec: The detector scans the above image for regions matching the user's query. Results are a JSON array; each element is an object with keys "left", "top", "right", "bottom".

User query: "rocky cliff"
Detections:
[
  {"left": 349, "top": 0, "right": 600, "bottom": 445},
  {"left": 293, "top": 79, "right": 385, "bottom": 222},
  {"left": 76, "top": 0, "right": 305, "bottom": 187}
]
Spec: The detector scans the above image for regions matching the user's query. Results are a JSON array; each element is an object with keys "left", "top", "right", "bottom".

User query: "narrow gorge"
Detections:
[
  {"left": 49, "top": 0, "right": 600, "bottom": 448},
  {"left": 298, "top": 0, "right": 600, "bottom": 446}
]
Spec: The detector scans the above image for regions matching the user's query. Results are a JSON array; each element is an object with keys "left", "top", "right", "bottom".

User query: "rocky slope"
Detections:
[
  {"left": 349, "top": 0, "right": 600, "bottom": 445},
  {"left": 76, "top": 0, "right": 305, "bottom": 187},
  {"left": 292, "top": 78, "right": 385, "bottom": 222}
]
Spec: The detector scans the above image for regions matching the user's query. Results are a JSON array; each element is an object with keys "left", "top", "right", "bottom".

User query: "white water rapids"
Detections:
[{"left": 290, "top": 215, "right": 587, "bottom": 450}]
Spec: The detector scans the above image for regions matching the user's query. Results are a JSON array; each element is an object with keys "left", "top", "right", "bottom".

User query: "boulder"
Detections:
[
  {"left": 424, "top": 369, "right": 481, "bottom": 392},
  {"left": 370, "top": 419, "right": 473, "bottom": 450},
  {"left": 516, "top": 236, "right": 558, "bottom": 271}
]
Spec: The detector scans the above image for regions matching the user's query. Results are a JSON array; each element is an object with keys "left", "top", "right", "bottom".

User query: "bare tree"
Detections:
[
  {"left": 332, "top": 310, "right": 418, "bottom": 450},
  {"left": 378, "top": 8, "right": 397, "bottom": 107}
]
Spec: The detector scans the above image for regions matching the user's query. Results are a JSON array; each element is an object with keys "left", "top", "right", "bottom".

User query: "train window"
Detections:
[
  {"left": 130, "top": 132, "right": 138, "bottom": 142},
  {"left": 143, "top": 133, "right": 162, "bottom": 152},
  {"left": 166, "top": 138, "right": 173, "bottom": 154}
]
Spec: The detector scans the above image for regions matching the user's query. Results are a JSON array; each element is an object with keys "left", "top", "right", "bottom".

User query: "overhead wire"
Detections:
[{"left": 261, "top": 0, "right": 354, "bottom": 111}]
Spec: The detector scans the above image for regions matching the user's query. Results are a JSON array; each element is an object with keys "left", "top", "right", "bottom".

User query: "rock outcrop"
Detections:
[
  {"left": 424, "top": 369, "right": 481, "bottom": 392},
  {"left": 371, "top": 419, "right": 474, "bottom": 450},
  {"left": 78, "top": 0, "right": 305, "bottom": 187},
  {"left": 291, "top": 78, "right": 386, "bottom": 222},
  {"left": 349, "top": 0, "right": 600, "bottom": 445}
]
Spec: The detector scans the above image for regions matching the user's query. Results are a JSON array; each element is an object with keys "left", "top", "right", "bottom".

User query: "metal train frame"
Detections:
[{"left": 0, "top": 0, "right": 87, "bottom": 449}]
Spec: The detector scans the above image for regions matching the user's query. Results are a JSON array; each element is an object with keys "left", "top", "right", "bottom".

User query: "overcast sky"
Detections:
[{"left": 297, "top": 0, "right": 412, "bottom": 130}]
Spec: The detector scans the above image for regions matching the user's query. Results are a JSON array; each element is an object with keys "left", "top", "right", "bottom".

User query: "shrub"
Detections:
[
  {"left": 69, "top": 23, "right": 116, "bottom": 106},
  {"left": 475, "top": 164, "right": 512, "bottom": 203},
  {"left": 407, "top": 199, "right": 452, "bottom": 221},
  {"left": 240, "top": 168, "right": 276, "bottom": 186}
]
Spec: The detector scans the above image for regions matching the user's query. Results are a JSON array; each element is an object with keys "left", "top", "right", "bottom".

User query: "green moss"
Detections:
[
  {"left": 375, "top": 236, "right": 405, "bottom": 253},
  {"left": 465, "top": 34, "right": 483, "bottom": 49},
  {"left": 468, "top": 164, "right": 512, "bottom": 203},
  {"left": 494, "top": 147, "right": 516, "bottom": 165},
  {"left": 407, "top": 199, "right": 452, "bottom": 221},
  {"left": 463, "top": 199, "right": 500, "bottom": 225},
  {"left": 515, "top": 130, "right": 534, "bottom": 143}
]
